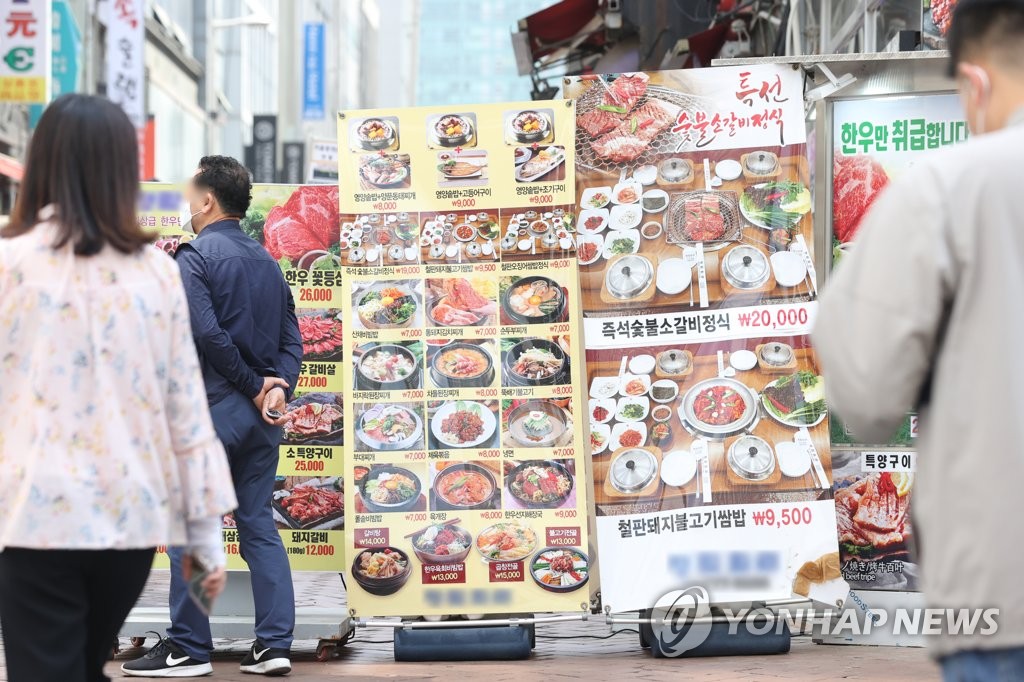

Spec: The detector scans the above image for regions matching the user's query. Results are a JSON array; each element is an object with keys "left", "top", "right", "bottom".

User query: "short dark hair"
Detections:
[
  {"left": 948, "top": 0, "right": 1024, "bottom": 76},
  {"left": 2, "top": 94, "right": 149, "bottom": 255},
  {"left": 194, "top": 155, "right": 252, "bottom": 217}
]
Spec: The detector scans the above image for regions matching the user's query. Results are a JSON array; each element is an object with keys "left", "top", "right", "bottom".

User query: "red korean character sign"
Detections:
[
  {"left": 0, "top": 0, "right": 51, "bottom": 103},
  {"left": 104, "top": 0, "right": 144, "bottom": 173}
]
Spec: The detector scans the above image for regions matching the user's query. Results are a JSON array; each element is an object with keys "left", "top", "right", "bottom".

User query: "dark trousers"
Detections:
[
  {"left": 167, "top": 390, "right": 295, "bottom": 661},
  {"left": 0, "top": 547, "right": 154, "bottom": 682},
  {"left": 943, "top": 647, "right": 1024, "bottom": 681}
]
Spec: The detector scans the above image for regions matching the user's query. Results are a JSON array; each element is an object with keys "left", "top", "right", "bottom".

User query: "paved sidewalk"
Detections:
[
  {"left": 1, "top": 572, "right": 941, "bottom": 681},
  {"left": 103, "top": 629, "right": 940, "bottom": 682}
]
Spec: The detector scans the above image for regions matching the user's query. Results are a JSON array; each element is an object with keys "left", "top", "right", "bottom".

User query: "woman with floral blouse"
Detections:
[{"left": 0, "top": 94, "right": 237, "bottom": 682}]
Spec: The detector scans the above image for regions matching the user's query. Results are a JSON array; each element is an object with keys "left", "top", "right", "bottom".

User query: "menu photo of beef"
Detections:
[
  {"left": 832, "top": 154, "right": 889, "bottom": 266},
  {"left": 831, "top": 451, "right": 919, "bottom": 592},
  {"left": 283, "top": 393, "right": 343, "bottom": 446},
  {"left": 242, "top": 184, "right": 342, "bottom": 271},
  {"left": 272, "top": 476, "right": 345, "bottom": 531}
]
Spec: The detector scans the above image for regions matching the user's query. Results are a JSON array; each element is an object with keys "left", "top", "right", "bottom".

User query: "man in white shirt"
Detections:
[{"left": 813, "top": 1, "right": 1024, "bottom": 678}]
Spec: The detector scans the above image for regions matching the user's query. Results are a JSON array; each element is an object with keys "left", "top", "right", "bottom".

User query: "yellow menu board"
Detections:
[
  {"left": 338, "top": 102, "right": 593, "bottom": 617},
  {"left": 141, "top": 182, "right": 347, "bottom": 571}
]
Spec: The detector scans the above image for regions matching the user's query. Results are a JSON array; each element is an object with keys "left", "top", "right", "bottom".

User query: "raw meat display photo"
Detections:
[
  {"left": 243, "top": 184, "right": 342, "bottom": 269},
  {"left": 832, "top": 155, "right": 889, "bottom": 246}
]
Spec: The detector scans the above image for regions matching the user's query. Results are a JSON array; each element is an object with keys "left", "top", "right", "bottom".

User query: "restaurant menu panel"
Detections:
[
  {"left": 826, "top": 94, "right": 966, "bottom": 592},
  {"left": 566, "top": 67, "right": 845, "bottom": 611},
  {"left": 337, "top": 102, "right": 593, "bottom": 618},
  {"left": 141, "top": 182, "right": 346, "bottom": 571}
]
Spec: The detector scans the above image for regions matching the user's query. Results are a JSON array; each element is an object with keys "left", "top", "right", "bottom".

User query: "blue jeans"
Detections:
[
  {"left": 167, "top": 390, "right": 295, "bottom": 662},
  {"left": 942, "top": 647, "right": 1024, "bottom": 682}
]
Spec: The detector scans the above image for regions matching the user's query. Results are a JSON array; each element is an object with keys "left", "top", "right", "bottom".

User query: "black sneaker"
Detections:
[
  {"left": 120, "top": 635, "right": 213, "bottom": 678},
  {"left": 239, "top": 639, "right": 292, "bottom": 676}
]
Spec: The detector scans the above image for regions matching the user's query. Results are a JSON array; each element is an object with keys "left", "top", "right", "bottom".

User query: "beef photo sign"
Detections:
[
  {"left": 830, "top": 94, "right": 968, "bottom": 269},
  {"left": 826, "top": 94, "right": 967, "bottom": 597},
  {"left": 140, "top": 182, "right": 347, "bottom": 571}
]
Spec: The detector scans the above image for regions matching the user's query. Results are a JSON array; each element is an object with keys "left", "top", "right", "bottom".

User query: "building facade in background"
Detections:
[
  {"left": 0, "top": 0, "right": 561, "bottom": 193},
  {"left": 415, "top": 0, "right": 558, "bottom": 106}
]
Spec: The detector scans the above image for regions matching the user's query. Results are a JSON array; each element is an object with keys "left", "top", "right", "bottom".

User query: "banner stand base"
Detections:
[
  {"left": 119, "top": 571, "right": 354, "bottom": 661},
  {"left": 393, "top": 623, "right": 534, "bottom": 662},
  {"left": 638, "top": 609, "right": 792, "bottom": 658}
]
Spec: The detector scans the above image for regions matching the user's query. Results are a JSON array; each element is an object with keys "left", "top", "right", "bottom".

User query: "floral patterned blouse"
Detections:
[{"left": 0, "top": 215, "right": 237, "bottom": 549}]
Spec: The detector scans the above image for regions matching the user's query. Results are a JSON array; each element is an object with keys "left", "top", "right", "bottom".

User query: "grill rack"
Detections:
[{"left": 664, "top": 190, "right": 743, "bottom": 247}]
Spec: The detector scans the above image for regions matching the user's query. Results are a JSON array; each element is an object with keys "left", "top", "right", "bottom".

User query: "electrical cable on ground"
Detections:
[{"left": 539, "top": 629, "right": 639, "bottom": 640}]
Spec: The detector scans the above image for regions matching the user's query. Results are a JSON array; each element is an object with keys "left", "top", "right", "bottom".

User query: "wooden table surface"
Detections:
[
  {"left": 576, "top": 155, "right": 814, "bottom": 313},
  {"left": 589, "top": 348, "right": 830, "bottom": 508}
]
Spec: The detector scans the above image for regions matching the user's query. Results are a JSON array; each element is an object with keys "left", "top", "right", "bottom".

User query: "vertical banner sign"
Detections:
[
  {"left": 105, "top": 0, "right": 143, "bottom": 125},
  {"left": 244, "top": 144, "right": 255, "bottom": 176},
  {"left": 28, "top": 0, "right": 78, "bottom": 127},
  {"left": 338, "top": 101, "right": 593, "bottom": 618},
  {"left": 0, "top": 0, "right": 51, "bottom": 103},
  {"left": 566, "top": 67, "right": 845, "bottom": 612},
  {"left": 282, "top": 142, "right": 305, "bottom": 185},
  {"left": 49, "top": 0, "right": 76, "bottom": 97},
  {"left": 141, "top": 182, "right": 347, "bottom": 571},
  {"left": 302, "top": 22, "right": 325, "bottom": 121},
  {"left": 253, "top": 114, "right": 278, "bottom": 183},
  {"left": 828, "top": 94, "right": 967, "bottom": 596}
]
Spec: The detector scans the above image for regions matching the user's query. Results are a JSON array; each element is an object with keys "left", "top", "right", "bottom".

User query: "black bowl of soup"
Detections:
[
  {"left": 357, "top": 343, "right": 421, "bottom": 391},
  {"left": 351, "top": 546, "right": 412, "bottom": 596},
  {"left": 429, "top": 342, "right": 494, "bottom": 389},
  {"left": 501, "top": 276, "right": 566, "bottom": 325},
  {"left": 432, "top": 462, "right": 498, "bottom": 511},
  {"left": 503, "top": 338, "right": 568, "bottom": 387}
]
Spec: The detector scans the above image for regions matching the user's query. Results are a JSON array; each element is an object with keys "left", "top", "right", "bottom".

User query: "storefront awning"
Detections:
[{"left": 0, "top": 153, "right": 23, "bottom": 181}]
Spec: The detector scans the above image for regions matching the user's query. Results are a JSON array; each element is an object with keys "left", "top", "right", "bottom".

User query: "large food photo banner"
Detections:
[
  {"left": 337, "top": 104, "right": 593, "bottom": 618},
  {"left": 823, "top": 94, "right": 966, "bottom": 602},
  {"left": 564, "top": 65, "right": 817, "bottom": 316},
  {"left": 829, "top": 94, "right": 966, "bottom": 449},
  {"left": 582, "top": 302, "right": 843, "bottom": 609},
  {"left": 140, "top": 183, "right": 346, "bottom": 570}
]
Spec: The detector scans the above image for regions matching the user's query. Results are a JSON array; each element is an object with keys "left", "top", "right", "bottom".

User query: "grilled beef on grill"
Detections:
[{"left": 589, "top": 100, "right": 680, "bottom": 164}]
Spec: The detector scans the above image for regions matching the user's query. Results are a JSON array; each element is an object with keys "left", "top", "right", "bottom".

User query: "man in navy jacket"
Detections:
[{"left": 124, "top": 156, "right": 302, "bottom": 678}]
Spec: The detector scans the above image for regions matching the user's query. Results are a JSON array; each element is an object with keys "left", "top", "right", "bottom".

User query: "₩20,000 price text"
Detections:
[{"left": 736, "top": 306, "right": 810, "bottom": 331}]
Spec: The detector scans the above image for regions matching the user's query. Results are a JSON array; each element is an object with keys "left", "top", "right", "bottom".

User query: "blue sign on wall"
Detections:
[
  {"left": 302, "top": 22, "right": 325, "bottom": 120},
  {"left": 29, "top": 0, "right": 80, "bottom": 128}
]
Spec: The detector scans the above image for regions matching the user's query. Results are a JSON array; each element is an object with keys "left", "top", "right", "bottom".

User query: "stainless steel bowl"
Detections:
[
  {"left": 658, "top": 350, "right": 690, "bottom": 375},
  {"left": 605, "top": 255, "right": 653, "bottom": 300},
  {"left": 505, "top": 401, "right": 570, "bottom": 448},
  {"left": 760, "top": 343, "right": 794, "bottom": 367},
  {"left": 722, "top": 245, "right": 770, "bottom": 290},
  {"left": 745, "top": 151, "right": 779, "bottom": 175},
  {"left": 609, "top": 448, "right": 658, "bottom": 494},
  {"left": 728, "top": 435, "right": 776, "bottom": 482}
]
